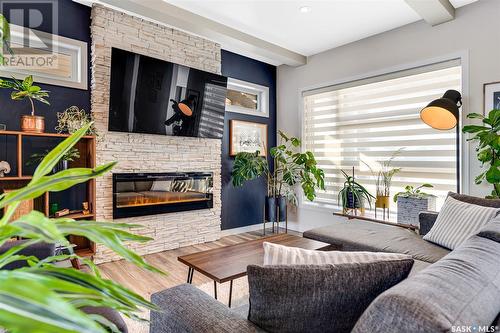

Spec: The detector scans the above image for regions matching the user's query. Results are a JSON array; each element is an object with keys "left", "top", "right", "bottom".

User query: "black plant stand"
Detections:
[{"left": 263, "top": 203, "right": 288, "bottom": 235}]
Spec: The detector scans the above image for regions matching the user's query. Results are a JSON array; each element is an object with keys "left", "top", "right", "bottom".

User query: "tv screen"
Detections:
[{"left": 108, "top": 48, "right": 227, "bottom": 138}]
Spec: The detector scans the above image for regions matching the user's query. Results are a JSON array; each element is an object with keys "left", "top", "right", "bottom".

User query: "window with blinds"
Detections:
[{"left": 302, "top": 61, "right": 461, "bottom": 211}]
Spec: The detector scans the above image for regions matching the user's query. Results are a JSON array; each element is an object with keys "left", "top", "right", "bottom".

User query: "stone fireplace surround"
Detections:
[{"left": 91, "top": 5, "right": 222, "bottom": 263}]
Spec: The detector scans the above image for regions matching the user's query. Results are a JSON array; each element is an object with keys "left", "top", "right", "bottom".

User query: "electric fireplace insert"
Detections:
[{"left": 112, "top": 172, "right": 213, "bottom": 219}]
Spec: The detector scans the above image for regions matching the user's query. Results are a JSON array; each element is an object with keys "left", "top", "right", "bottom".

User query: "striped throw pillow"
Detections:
[
  {"left": 423, "top": 196, "right": 500, "bottom": 250},
  {"left": 263, "top": 242, "right": 411, "bottom": 266}
]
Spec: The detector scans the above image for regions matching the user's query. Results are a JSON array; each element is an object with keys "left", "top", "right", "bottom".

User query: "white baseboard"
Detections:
[
  {"left": 220, "top": 223, "right": 264, "bottom": 237},
  {"left": 220, "top": 221, "right": 307, "bottom": 237}
]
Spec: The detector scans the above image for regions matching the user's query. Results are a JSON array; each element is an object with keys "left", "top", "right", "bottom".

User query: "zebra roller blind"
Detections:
[{"left": 302, "top": 60, "right": 461, "bottom": 211}]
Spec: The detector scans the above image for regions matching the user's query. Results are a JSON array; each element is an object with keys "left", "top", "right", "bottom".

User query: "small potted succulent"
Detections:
[
  {"left": 338, "top": 169, "right": 374, "bottom": 213},
  {"left": 0, "top": 75, "right": 50, "bottom": 133},
  {"left": 393, "top": 183, "right": 436, "bottom": 225}
]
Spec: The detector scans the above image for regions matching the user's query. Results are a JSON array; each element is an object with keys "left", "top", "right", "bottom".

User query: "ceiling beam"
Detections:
[
  {"left": 75, "top": 0, "right": 306, "bottom": 66},
  {"left": 404, "top": 0, "right": 455, "bottom": 26}
]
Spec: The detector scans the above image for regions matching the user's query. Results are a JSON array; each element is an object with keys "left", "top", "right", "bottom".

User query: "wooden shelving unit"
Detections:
[{"left": 0, "top": 130, "right": 97, "bottom": 262}]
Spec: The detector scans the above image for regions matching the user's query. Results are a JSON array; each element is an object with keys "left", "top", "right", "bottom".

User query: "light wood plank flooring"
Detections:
[{"left": 98, "top": 228, "right": 298, "bottom": 299}]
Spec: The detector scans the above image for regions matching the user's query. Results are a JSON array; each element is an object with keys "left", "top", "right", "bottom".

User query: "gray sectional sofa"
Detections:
[{"left": 150, "top": 193, "right": 500, "bottom": 332}]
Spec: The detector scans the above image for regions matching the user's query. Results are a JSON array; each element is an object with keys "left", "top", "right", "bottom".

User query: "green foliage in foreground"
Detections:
[{"left": 0, "top": 123, "right": 164, "bottom": 333}]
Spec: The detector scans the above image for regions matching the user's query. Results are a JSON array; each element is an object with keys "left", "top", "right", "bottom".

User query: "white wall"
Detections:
[{"left": 278, "top": 0, "right": 500, "bottom": 230}]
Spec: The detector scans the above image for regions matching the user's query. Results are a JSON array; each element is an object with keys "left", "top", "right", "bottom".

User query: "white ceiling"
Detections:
[{"left": 164, "top": 0, "right": 478, "bottom": 56}]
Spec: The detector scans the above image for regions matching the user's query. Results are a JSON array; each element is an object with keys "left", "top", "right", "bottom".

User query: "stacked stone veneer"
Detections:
[{"left": 90, "top": 5, "right": 222, "bottom": 263}]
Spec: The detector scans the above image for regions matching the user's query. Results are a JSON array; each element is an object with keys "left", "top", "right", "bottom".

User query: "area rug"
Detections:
[{"left": 122, "top": 277, "right": 250, "bottom": 333}]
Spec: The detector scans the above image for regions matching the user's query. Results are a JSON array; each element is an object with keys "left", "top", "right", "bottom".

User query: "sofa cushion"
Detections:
[
  {"left": 247, "top": 260, "right": 414, "bottom": 333},
  {"left": 81, "top": 307, "right": 128, "bottom": 333},
  {"left": 151, "top": 284, "right": 262, "bottom": 333},
  {"left": 352, "top": 234, "right": 500, "bottom": 333},
  {"left": 303, "top": 219, "right": 449, "bottom": 263},
  {"left": 449, "top": 192, "right": 500, "bottom": 208},
  {"left": 423, "top": 196, "right": 500, "bottom": 250}
]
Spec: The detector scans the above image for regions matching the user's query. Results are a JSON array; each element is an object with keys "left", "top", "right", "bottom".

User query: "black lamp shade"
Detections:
[{"left": 420, "top": 89, "right": 461, "bottom": 130}]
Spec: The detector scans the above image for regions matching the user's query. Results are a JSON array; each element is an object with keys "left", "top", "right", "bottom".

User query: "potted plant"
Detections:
[
  {"left": 338, "top": 169, "right": 374, "bottom": 213},
  {"left": 393, "top": 183, "right": 436, "bottom": 225},
  {"left": 56, "top": 105, "right": 97, "bottom": 135},
  {"left": 26, "top": 147, "right": 80, "bottom": 173},
  {"left": 0, "top": 75, "right": 50, "bottom": 133},
  {"left": 462, "top": 109, "right": 500, "bottom": 198},
  {"left": 363, "top": 149, "right": 403, "bottom": 211},
  {"left": 231, "top": 131, "right": 325, "bottom": 224}
]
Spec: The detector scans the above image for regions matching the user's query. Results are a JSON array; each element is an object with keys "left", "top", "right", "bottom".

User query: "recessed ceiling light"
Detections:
[{"left": 299, "top": 6, "right": 311, "bottom": 13}]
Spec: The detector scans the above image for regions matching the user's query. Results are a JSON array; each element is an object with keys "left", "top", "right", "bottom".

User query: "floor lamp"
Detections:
[{"left": 420, "top": 89, "right": 462, "bottom": 193}]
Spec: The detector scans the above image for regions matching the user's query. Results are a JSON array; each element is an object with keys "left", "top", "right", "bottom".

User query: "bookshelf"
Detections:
[{"left": 0, "top": 130, "right": 97, "bottom": 264}]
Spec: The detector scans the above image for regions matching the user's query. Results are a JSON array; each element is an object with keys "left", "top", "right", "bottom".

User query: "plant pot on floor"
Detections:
[
  {"left": 265, "top": 196, "right": 277, "bottom": 223},
  {"left": 21, "top": 115, "right": 45, "bottom": 133},
  {"left": 397, "top": 196, "right": 436, "bottom": 225},
  {"left": 277, "top": 195, "right": 287, "bottom": 222}
]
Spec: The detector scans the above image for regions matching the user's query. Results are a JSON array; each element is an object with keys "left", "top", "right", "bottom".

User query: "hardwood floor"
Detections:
[{"left": 98, "top": 228, "right": 298, "bottom": 299}]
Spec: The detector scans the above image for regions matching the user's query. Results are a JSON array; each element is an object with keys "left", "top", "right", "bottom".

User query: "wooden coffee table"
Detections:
[{"left": 178, "top": 233, "right": 330, "bottom": 307}]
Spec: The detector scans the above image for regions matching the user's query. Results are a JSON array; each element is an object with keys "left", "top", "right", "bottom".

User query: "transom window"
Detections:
[{"left": 302, "top": 61, "right": 462, "bottom": 211}]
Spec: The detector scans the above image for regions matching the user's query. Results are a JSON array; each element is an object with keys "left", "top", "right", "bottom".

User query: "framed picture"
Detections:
[
  {"left": 225, "top": 78, "right": 269, "bottom": 118},
  {"left": 0, "top": 24, "right": 88, "bottom": 90},
  {"left": 483, "top": 81, "right": 500, "bottom": 114},
  {"left": 229, "top": 120, "right": 267, "bottom": 156}
]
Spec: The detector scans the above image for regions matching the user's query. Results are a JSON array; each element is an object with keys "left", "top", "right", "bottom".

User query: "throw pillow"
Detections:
[
  {"left": 477, "top": 215, "right": 500, "bottom": 243},
  {"left": 247, "top": 260, "right": 414, "bottom": 333},
  {"left": 263, "top": 242, "right": 411, "bottom": 266},
  {"left": 423, "top": 196, "right": 500, "bottom": 250}
]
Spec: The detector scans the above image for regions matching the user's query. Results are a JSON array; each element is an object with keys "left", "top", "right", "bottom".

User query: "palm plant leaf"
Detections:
[
  {"left": 0, "top": 126, "right": 164, "bottom": 331},
  {"left": 33, "top": 123, "right": 90, "bottom": 182},
  {"left": 0, "top": 272, "right": 107, "bottom": 333}
]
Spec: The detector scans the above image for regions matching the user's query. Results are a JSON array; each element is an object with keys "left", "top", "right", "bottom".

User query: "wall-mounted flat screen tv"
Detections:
[{"left": 108, "top": 48, "right": 227, "bottom": 139}]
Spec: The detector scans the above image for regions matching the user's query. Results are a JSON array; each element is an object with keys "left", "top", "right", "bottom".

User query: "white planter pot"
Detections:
[{"left": 397, "top": 196, "right": 436, "bottom": 226}]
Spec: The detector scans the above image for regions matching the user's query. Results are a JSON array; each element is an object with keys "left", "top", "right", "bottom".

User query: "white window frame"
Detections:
[
  {"left": 297, "top": 51, "right": 470, "bottom": 211},
  {"left": 0, "top": 24, "right": 88, "bottom": 90},
  {"left": 226, "top": 78, "right": 269, "bottom": 118}
]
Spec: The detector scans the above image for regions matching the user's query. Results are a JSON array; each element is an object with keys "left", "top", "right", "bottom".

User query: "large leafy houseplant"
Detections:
[
  {"left": 231, "top": 131, "right": 325, "bottom": 206},
  {"left": 463, "top": 109, "right": 500, "bottom": 198},
  {"left": 338, "top": 170, "right": 374, "bottom": 211},
  {"left": 0, "top": 123, "right": 163, "bottom": 332}
]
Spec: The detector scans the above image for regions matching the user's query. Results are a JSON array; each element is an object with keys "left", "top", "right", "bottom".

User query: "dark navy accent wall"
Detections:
[
  {"left": 0, "top": 0, "right": 91, "bottom": 132},
  {"left": 221, "top": 50, "right": 277, "bottom": 230},
  {"left": 0, "top": 1, "right": 90, "bottom": 213}
]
